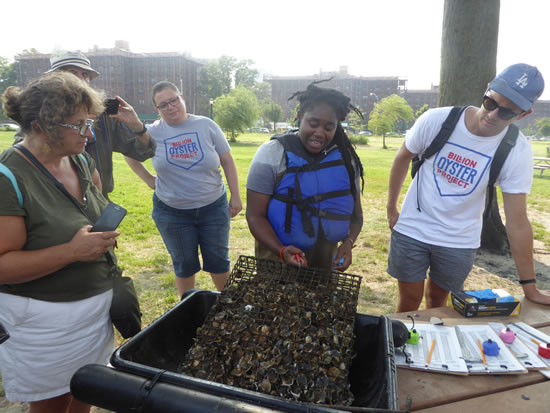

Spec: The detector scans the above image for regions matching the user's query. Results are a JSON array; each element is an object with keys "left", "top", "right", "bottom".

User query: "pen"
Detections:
[
  {"left": 478, "top": 338, "right": 487, "bottom": 367},
  {"left": 532, "top": 338, "right": 540, "bottom": 346},
  {"left": 425, "top": 338, "right": 436, "bottom": 367},
  {"left": 295, "top": 253, "right": 302, "bottom": 267}
]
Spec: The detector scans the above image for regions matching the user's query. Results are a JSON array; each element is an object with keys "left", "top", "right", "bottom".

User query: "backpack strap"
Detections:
[
  {"left": 484, "top": 124, "right": 519, "bottom": 216},
  {"left": 78, "top": 153, "right": 88, "bottom": 168},
  {"left": 488, "top": 124, "right": 519, "bottom": 187},
  {"left": 423, "top": 106, "right": 467, "bottom": 159},
  {"left": 411, "top": 106, "right": 467, "bottom": 178},
  {"left": 0, "top": 162, "right": 24, "bottom": 208}
]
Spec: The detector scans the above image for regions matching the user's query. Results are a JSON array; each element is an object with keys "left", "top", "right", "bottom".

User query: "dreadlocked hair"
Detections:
[{"left": 288, "top": 79, "right": 365, "bottom": 196}]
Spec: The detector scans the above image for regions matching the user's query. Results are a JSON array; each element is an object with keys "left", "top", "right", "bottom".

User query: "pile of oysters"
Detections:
[{"left": 180, "top": 257, "right": 361, "bottom": 406}]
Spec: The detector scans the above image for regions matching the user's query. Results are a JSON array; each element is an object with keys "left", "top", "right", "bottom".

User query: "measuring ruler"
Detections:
[{"left": 454, "top": 326, "right": 482, "bottom": 363}]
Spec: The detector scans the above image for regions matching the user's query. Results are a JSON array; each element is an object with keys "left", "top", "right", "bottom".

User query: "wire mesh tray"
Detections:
[{"left": 180, "top": 255, "right": 363, "bottom": 405}]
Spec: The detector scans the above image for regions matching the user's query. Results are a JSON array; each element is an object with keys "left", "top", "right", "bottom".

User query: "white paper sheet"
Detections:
[{"left": 394, "top": 322, "right": 527, "bottom": 375}]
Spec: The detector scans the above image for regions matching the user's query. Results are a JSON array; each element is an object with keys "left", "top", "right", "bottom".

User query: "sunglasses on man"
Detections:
[{"left": 482, "top": 95, "right": 523, "bottom": 121}]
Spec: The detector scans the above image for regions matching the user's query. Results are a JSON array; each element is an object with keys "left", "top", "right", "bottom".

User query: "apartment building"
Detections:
[{"left": 15, "top": 42, "right": 202, "bottom": 119}]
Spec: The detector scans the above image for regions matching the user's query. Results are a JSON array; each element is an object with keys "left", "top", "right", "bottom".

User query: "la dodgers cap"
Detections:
[{"left": 488, "top": 63, "right": 544, "bottom": 111}]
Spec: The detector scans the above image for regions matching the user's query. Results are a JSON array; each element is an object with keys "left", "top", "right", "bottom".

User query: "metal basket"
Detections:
[{"left": 180, "top": 255, "right": 363, "bottom": 405}]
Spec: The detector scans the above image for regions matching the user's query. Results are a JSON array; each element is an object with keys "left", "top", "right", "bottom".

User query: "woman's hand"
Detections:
[
  {"left": 333, "top": 240, "right": 353, "bottom": 271},
  {"left": 281, "top": 245, "right": 307, "bottom": 267},
  {"left": 110, "top": 96, "right": 143, "bottom": 132},
  {"left": 69, "top": 226, "right": 120, "bottom": 261},
  {"left": 229, "top": 195, "right": 242, "bottom": 217}
]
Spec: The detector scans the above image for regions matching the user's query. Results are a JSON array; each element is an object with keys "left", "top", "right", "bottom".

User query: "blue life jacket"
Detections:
[{"left": 267, "top": 133, "right": 355, "bottom": 251}]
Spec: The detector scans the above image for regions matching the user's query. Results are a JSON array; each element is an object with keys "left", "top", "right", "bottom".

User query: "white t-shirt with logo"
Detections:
[
  {"left": 394, "top": 106, "right": 532, "bottom": 248},
  {"left": 147, "top": 115, "right": 231, "bottom": 209}
]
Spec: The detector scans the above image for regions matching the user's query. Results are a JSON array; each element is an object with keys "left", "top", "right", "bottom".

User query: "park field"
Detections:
[{"left": 1, "top": 131, "right": 550, "bottom": 323}]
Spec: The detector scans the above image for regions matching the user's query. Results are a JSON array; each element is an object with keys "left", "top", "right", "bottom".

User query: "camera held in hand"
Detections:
[{"left": 105, "top": 98, "right": 120, "bottom": 115}]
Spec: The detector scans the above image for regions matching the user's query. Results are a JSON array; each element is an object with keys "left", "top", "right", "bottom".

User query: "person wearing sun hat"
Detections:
[
  {"left": 45, "top": 50, "right": 100, "bottom": 79},
  {"left": 386, "top": 63, "right": 550, "bottom": 312},
  {"left": 46, "top": 50, "right": 156, "bottom": 197}
]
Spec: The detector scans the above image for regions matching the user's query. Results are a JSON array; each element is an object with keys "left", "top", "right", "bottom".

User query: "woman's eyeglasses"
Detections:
[
  {"left": 156, "top": 96, "right": 180, "bottom": 110},
  {"left": 482, "top": 95, "right": 523, "bottom": 121},
  {"left": 57, "top": 119, "right": 94, "bottom": 136}
]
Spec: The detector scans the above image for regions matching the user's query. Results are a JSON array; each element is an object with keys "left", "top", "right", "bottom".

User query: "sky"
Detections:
[{"left": 3, "top": 0, "right": 549, "bottom": 99}]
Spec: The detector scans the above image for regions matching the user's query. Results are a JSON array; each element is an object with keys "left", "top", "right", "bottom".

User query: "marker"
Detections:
[
  {"left": 425, "top": 338, "right": 436, "bottom": 367},
  {"left": 477, "top": 338, "right": 487, "bottom": 368},
  {"left": 295, "top": 254, "right": 302, "bottom": 267}
]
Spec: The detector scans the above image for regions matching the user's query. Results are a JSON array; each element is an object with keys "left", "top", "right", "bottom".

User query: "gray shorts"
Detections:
[{"left": 387, "top": 230, "right": 477, "bottom": 292}]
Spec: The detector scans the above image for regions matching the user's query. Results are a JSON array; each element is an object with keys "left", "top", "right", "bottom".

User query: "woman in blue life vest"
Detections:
[{"left": 246, "top": 81, "right": 364, "bottom": 271}]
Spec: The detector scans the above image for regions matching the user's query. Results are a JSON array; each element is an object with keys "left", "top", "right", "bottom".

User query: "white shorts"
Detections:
[{"left": 0, "top": 290, "right": 114, "bottom": 402}]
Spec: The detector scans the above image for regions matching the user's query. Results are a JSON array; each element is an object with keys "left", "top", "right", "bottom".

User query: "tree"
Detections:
[
  {"left": 253, "top": 82, "right": 272, "bottom": 105},
  {"left": 288, "top": 105, "right": 299, "bottom": 127},
  {"left": 347, "top": 110, "right": 365, "bottom": 133},
  {"left": 522, "top": 125, "right": 537, "bottom": 137},
  {"left": 536, "top": 117, "right": 550, "bottom": 137},
  {"left": 438, "top": 0, "right": 506, "bottom": 253},
  {"left": 197, "top": 56, "right": 259, "bottom": 116},
  {"left": 0, "top": 57, "right": 16, "bottom": 121},
  {"left": 415, "top": 104, "right": 430, "bottom": 119},
  {"left": 263, "top": 102, "right": 282, "bottom": 130},
  {"left": 218, "top": 56, "right": 238, "bottom": 94},
  {"left": 234, "top": 59, "right": 258, "bottom": 89},
  {"left": 439, "top": 1, "right": 499, "bottom": 107},
  {"left": 214, "top": 86, "right": 259, "bottom": 142},
  {"left": 368, "top": 95, "right": 414, "bottom": 149}
]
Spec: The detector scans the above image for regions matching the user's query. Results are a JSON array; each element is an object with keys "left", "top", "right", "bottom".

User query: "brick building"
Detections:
[
  {"left": 515, "top": 100, "right": 550, "bottom": 132},
  {"left": 265, "top": 67, "right": 407, "bottom": 120},
  {"left": 402, "top": 85, "right": 439, "bottom": 112},
  {"left": 14, "top": 42, "right": 203, "bottom": 120}
]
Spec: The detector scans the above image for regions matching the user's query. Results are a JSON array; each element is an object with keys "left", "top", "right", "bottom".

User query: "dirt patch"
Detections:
[{"left": 466, "top": 209, "right": 550, "bottom": 292}]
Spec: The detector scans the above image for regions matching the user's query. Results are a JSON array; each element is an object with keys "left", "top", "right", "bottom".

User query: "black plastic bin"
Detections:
[{"left": 72, "top": 289, "right": 401, "bottom": 412}]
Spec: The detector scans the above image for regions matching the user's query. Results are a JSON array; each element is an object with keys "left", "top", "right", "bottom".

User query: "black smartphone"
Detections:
[
  {"left": 105, "top": 98, "right": 120, "bottom": 115},
  {"left": 91, "top": 202, "right": 127, "bottom": 232},
  {"left": 0, "top": 322, "right": 9, "bottom": 345}
]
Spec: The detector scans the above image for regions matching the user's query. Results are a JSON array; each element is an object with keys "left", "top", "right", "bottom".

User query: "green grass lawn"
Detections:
[{"left": 1, "top": 131, "right": 550, "bottom": 324}]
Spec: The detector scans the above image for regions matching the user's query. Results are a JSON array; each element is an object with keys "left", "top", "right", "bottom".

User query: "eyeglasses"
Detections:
[
  {"left": 482, "top": 95, "right": 523, "bottom": 121},
  {"left": 156, "top": 96, "right": 180, "bottom": 110},
  {"left": 57, "top": 119, "right": 94, "bottom": 136}
]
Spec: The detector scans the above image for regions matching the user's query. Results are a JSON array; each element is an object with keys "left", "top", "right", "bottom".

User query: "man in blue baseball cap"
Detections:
[{"left": 386, "top": 63, "right": 550, "bottom": 312}]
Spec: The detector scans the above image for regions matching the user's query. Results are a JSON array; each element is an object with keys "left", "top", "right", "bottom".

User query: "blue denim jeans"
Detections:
[{"left": 152, "top": 192, "right": 230, "bottom": 277}]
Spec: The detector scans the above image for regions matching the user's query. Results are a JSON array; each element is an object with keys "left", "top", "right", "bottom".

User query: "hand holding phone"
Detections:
[
  {"left": 105, "top": 98, "right": 120, "bottom": 115},
  {"left": 91, "top": 202, "right": 127, "bottom": 232}
]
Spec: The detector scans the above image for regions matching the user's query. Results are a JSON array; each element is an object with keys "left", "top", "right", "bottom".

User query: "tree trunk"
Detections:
[{"left": 439, "top": 0, "right": 508, "bottom": 254}]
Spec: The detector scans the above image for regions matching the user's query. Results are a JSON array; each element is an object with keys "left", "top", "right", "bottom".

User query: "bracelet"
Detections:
[
  {"left": 279, "top": 246, "right": 286, "bottom": 262},
  {"left": 134, "top": 122, "right": 147, "bottom": 136},
  {"left": 519, "top": 279, "right": 536, "bottom": 285},
  {"left": 343, "top": 237, "right": 355, "bottom": 249}
]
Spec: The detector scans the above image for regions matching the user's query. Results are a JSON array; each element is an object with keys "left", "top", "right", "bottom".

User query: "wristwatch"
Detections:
[{"left": 134, "top": 122, "right": 147, "bottom": 136}]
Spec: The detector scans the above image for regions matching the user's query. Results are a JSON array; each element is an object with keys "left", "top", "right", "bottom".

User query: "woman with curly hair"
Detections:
[
  {"left": 246, "top": 81, "right": 364, "bottom": 271},
  {"left": 0, "top": 72, "right": 133, "bottom": 412}
]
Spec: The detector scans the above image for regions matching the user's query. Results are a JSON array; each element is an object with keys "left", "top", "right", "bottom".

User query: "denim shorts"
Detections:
[
  {"left": 387, "top": 230, "right": 477, "bottom": 292},
  {"left": 152, "top": 192, "right": 231, "bottom": 278}
]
